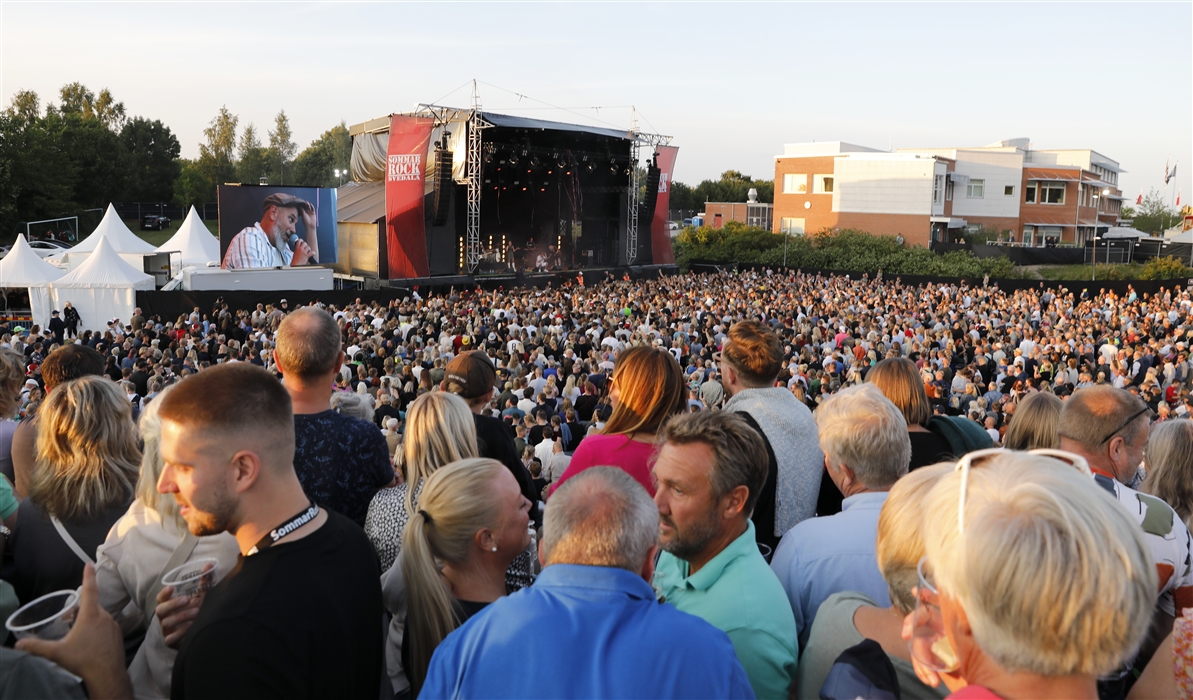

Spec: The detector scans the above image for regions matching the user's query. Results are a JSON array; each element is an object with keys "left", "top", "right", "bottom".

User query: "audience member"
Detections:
[
  {"left": 771, "top": 383, "right": 910, "bottom": 649},
  {"left": 1141, "top": 418, "right": 1193, "bottom": 531},
  {"left": 1002, "top": 391, "right": 1063, "bottom": 450},
  {"left": 652, "top": 410, "right": 798, "bottom": 699},
  {"left": 420, "top": 467, "right": 754, "bottom": 699}
]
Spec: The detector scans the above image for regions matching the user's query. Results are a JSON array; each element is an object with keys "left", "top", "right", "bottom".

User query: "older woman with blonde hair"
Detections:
[
  {"left": 94, "top": 384, "right": 240, "bottom": 700},
  {"left": 1141, "top": 418, "right": 1193, "bottom": 530},
  {"left": 549, "top": 346, "right": 686, "bottom": 496},
  {"left": 1001, "top": 391, "right": 1063, "bottom": 451},
  {"left": 0, "top": 347, "right": 26, "bottom": 486},
  {"left": 909, "top": 452, "right": 1156, "bottom": 699},
  {"left": 798, "top": 464, "right": 952, "bottom": 700},
  {"left": 400, "top": 458, "right": 530, "bottom": 696},
  {"left": 9, "top": 376, "right": 140, "bottom": 604}
]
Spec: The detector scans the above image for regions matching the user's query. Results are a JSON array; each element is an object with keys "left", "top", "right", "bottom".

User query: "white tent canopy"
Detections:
[
  {"left": 1100, "top": 226, "right": 1148, "bottom": 240},
  {"left": 50, "top": 237, "right": 154, "bottom": 332},
  {"left": 71, "top": 204, "right": 158, "bottom": 254},
  {"left": 156, "top": 206, "right": 219, "bottom": 266},
  {"left": 0, "top": 235, "right": 64, "bottom": 329}
]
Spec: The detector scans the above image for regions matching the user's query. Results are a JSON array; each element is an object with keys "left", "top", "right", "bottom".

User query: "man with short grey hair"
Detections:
[
  {"left": 419, "top": 467, "right": 753, "bottom": 699},
  {"left": 770, "top": 383, "right": 910, "bottom": 649}
]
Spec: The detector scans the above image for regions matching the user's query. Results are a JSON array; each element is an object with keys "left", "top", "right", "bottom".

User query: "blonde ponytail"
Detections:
[{"left": 401, "top": 458, "right": 504, "bottom": 694}]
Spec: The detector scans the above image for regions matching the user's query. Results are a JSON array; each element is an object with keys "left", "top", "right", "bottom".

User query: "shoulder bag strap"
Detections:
[
  {"left": 143, "top": 531, "right": 200, "bottom": 617},
  {"left": 50, "top": 516, "right": 96, "bottom": 566}
]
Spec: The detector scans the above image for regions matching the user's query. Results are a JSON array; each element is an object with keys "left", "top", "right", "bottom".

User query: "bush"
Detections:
[
  {"left": 674, "top": 224, "right": 1013, "bottom": 278},
  {"left": 1140, "top": 256, "right": 1193, "bottom": 280}
]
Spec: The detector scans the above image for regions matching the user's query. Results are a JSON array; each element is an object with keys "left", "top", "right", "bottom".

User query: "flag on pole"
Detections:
[
  {"left": 1165, "top": 158, "right": 1171, "bottom": 184},
  {"left": 1178, "top": 189, "right": 1182, "bottom": 207},
  {"left": 1170, "top": 162, "right": 1179, "bottom": 184},
  {"left": 1137, "top": 190, "right": 1143, "bottom": 205}
]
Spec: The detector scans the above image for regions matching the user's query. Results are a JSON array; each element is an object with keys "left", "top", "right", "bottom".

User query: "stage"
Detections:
[{"left": 378, "top": 263, "right": 679, "bottom": 292}]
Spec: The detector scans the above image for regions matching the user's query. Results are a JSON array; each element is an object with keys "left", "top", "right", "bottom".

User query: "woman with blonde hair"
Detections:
[
  {"left": 549, "top": 346, "right": 686, "bottom": 496},
  {"left": 365, "top": 391, "right": 478, "bottom": 571},
  {"left": 0, "top": 347, "right": 26, "bottom": 485},
  {"left": 9, "top": 376, "right": 139, "bottom": 604},
  {"left": 909, "top": 452, "right": 1156, "bottom": 699},
  {"left": 1141, "top": 418, "right": 1193, "bottom": 530},
  {"left": 866, "top": 358, "right": 952, "bottom": 470},
  {"left": 400, "top": 458, "right": 531, "bottom": 696},
  {"left": 94, "top": 385, "right": 240, "bottom": 700},
  {"left": 798, "top": 465, "right": 952, "bottom": 700},
  {"left": 1001, "top": 391, "right": 1063, "bottom": 451}
]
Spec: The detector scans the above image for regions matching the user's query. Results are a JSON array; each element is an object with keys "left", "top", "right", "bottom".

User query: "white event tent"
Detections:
[
  {"left": 0, "top": 235, "right": 64, "bottom": 328},
  {"left": 50, "top": 237, "right": 154, "bottom": 332},
  {"left": 58, "top": 204, "right": 158, "bottom": 271},
  {"left": 156, "top": 206, "right": 220, "bottom": 266}
]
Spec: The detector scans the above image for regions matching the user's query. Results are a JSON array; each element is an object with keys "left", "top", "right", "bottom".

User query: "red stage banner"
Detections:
[
  {"left": 386, "top": 115, "right": 434, "bottom": 278},
  {"left": 650, "top": 146, "right": 679, "bottom": 264}
]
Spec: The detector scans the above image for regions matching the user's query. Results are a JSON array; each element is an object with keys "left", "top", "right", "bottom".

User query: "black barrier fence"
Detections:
[
  {"left": 688, "top": 259, "right": 1193, "bottom": 298},
  {"left": 933, "top": 239, "right": 1193, "bottom": 266},
  {"left": 115, "top": 202, "right": 219, "bottom": 224}
]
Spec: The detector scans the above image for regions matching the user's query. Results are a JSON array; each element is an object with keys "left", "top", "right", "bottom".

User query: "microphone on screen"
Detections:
[{"left": 288, "top": 233, "right": 318, "bottom": 265}]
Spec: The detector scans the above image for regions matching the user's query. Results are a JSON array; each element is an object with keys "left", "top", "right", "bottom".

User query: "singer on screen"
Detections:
[{"left": 222, "top": 192, "right": 319, "bottom": 269}]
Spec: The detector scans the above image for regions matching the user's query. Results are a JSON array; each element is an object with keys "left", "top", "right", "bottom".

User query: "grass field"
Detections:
[{"left": 126, "top": 219, "right": 218, "bottom": 247}]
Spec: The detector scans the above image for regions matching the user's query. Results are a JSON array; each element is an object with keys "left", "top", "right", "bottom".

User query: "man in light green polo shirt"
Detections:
[{"left": 652, "top": 410, "right": 798, "bottom": 700}]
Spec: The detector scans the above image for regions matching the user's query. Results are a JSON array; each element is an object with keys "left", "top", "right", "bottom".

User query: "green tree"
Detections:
[
  {"left": 0, "top": 110, "right": 77, "bottom": 236},
  {"left": 288, "top": 122, "right": 351, "bottom": 187},
  {"left": 267, "top": 109, "right": 296, "bottom": 185},
  {"left": 121, "top": 117, "right": 181, "bottom": 202},
  {"left": 173, "top": 159, "right": 210, "bottom": 210},
  {"left": 669, "top": 170, "right": 775, "bottom": 219},
  {"left": 42, "top": 110, "right": 127, "bottom": 209},
  {"left": 53, "top": 82, "right": 126, "bottom": 130},
  {"left": 6, "top": 89, "right": 41, "bottom": 122},
  {"left": 236, "top": 123, "right": 269, "bottom": 185},
  {"left": 1132, "top": 188, "right": 1180, "bottom": 234},
  {"left": 195, "top": 106, "right": 238, "bottom": 200}
]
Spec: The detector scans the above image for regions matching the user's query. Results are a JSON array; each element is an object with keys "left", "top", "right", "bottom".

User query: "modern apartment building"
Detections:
[{"left": 772, "top": 138, "right": 1125, "bottom": 247}]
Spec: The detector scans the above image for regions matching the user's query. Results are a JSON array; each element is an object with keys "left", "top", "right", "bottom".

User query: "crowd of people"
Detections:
[{"left": 1, "top": 267, "right": 1192, "bottom": 700}]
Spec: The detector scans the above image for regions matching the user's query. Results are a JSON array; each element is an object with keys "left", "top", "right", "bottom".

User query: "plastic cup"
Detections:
[
  {"left": 161, "top": 558, "right": 219, "bottom": 599},
  {"left": 6, "top": 589, "right": 79, "bottom": 640}
]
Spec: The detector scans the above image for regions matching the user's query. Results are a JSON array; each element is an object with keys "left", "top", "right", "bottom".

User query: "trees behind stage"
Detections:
[{"left": 670, "top": 170, "right": 775, "bottom": 217}]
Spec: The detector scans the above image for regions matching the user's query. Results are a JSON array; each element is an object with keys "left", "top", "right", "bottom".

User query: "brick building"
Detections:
[{"left": 772, "top": 138, "right": 1125, "bottom": 247}]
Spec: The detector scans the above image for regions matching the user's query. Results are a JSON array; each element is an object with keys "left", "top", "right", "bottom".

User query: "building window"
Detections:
[
  {"left": 1041, "top": 182, "right": 1065, "bottom": 204},
  {"left": 780, "top": 218, "right": 806, "bottom": 235},
  {"left": 967, "top": 179, "right": 985, "bottom": 198},
  {"left": 945, "top": 180, "right": 954, "bottom": 201},
  {"left": 1004, "top": 185, "right": 1015, "bottom": 196},
  {"left": 812, "top": 174, "right": 834, "bottom": 194},
  {"left": 933, "top": 175, "right": 943, "bottom": 204},
  {"left": 783, "top": 173, "right": 807, "bottom": 194},
  {"left": 1025, "top": 183, "right": 1037, "bottom": 203}
]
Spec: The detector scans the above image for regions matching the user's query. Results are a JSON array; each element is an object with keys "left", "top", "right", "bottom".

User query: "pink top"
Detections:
[
  {"left": 549, "top": 434, "right": 658, "bottom": 497},
  {"left": 946, "top": 686, "right": 1003, "bottom": 700}
]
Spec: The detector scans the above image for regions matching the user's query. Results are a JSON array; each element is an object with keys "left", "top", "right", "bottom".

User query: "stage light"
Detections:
[
  {"left": 586, "top": 162, "right": 595, "bottom": 173},
  {"left": 547, "top": 170, "right": 553, "bottom": 175},
  {"left": 624, "top": 166, "right": 633, "bottom": 176},
  {"left": 565, "top": 170, "right": 571, "bottom": 176},
  {"left": 530, "top": 156, "right": 541, "bottom": 167},
  {"left": 508, "top": 154, "right": 519, "bottom": 166},
  {"left": 522, "top": 187, "right": 528, "bottom": 191},
  {"left": 540, "top": 188, "right": 546, "bottom": 192},
  {"left": 610, "top": 160, "right": 618, "bottom": 173}
]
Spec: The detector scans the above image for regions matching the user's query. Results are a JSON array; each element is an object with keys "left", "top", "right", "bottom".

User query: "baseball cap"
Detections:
[{"left": 443, "top": 351, "right": 496, "bottom": 399}]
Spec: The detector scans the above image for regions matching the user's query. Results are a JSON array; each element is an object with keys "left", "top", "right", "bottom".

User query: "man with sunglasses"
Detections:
[{"left": 1058, "top": 386, "right": 1193, "bottom": 683}]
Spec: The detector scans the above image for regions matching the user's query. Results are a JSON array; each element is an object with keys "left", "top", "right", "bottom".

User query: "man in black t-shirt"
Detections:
[
  {"left": 274, "top": 308, "right": 394, "bottom": 527},
  {"left": 441, "top": 351, "right": 542, "bottom": 525},
  {"left": 155, "top": 363, "right": 382, "bottom": 700}
]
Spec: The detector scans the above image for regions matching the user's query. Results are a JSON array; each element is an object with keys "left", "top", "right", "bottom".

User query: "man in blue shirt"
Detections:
[
  {"left": 770, "top": 384, "right": 910, "bottom": 649},
  {"left": 421, "top": 467, "right": 754, "bottom": 699},
  {"left": 652, "top": 411, "right": 798, "bottom": 699}
]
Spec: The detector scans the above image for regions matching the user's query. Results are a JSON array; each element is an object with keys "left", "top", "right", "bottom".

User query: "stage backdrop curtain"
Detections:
[
  {"left": 650, "top": 146, "right": 679, "bottom": 264},
  {"left": 386, "top": 116, "right": 434, "bottom": 279},
  {"left": 352, "top": 132, "right": 389, "bottom": 183}
]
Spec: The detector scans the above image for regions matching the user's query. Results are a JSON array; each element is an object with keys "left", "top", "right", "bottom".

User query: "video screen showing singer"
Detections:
[{"left": 222, "top": 193, "right": 320, "bottom": 269}]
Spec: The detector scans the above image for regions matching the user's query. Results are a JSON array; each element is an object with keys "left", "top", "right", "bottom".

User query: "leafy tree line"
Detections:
[
  {"left": 1120, "top": 188, "right": 1186, "bottom": 234},
  {"left": 1, "top": 83, "right": 351, "bottom": 237},
  {"left": 673, "top": 222, "right": 1015, "bottom": 278},
  {"left": 669, "top": 170, "right": 773, "bottom": 216}
]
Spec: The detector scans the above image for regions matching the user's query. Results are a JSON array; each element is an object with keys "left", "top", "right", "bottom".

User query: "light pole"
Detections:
[
  {"left": 334, "top": 169, "right": 346, "bottom": 186},
  {"left": 1092, "top": 236, "right": 1100, "bottom": 281}
]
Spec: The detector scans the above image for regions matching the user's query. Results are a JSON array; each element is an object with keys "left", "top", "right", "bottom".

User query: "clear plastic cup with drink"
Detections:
[
  {"left": 5, "top": 589, "right": 80, "bottom": 640},
  {"left": 161, "top": 558, "right": 219, "bottom": 599}
]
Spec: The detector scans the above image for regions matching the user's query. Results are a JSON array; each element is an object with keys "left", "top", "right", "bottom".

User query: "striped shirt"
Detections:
[{"left": 222, "top": 223, "right": 291, "bottom": 269}]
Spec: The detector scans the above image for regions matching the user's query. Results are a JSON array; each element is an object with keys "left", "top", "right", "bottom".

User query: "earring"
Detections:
[{"left": 491, "top": 547, "right": 497, "bottom": 552}]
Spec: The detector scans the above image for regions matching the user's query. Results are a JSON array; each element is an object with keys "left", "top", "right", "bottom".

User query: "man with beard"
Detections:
[
  {"left": 222, "top": 193, "right": 319, "bottom": 269},
  {"left": 154, "top": 363, "right": 382, "bottom": 699},
  {"left": 652, "top": 410, "right": 797, "bottom": 700}
]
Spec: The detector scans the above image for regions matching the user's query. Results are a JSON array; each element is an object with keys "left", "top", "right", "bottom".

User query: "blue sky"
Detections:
[{"left": 3, "top": 2, "right": 1189, "bottom": 201}]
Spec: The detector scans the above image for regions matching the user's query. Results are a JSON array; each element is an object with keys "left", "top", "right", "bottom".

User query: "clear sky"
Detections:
[{"left": 3, "top": 1, "right": 1189, "bottom": 202}]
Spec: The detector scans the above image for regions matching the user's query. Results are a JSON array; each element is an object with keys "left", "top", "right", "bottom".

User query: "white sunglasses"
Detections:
[{"left": 954, "top": 448, "right": 1091, "bottom": 534}]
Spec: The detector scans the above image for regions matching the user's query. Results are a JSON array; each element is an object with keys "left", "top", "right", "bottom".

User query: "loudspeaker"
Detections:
[
  {"left": 642, "top": 164, "right": 662, "bottom": 224},
  {"left": 432, "top": 150, "right": 453, "bottom": 226}
]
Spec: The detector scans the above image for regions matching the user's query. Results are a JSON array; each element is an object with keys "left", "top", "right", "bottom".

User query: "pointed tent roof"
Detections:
[
  {"left": 0, "top": 235, "right": 65, "bottom": 287},
  {"left": 71, "top": 204, "right": 158, "bottom": 254},
  {"left": 155, "top": 206, "right": 220, "bottom": 266},
  {"left": 55, "top": 236, "right": 155, "bottom": 289}
]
